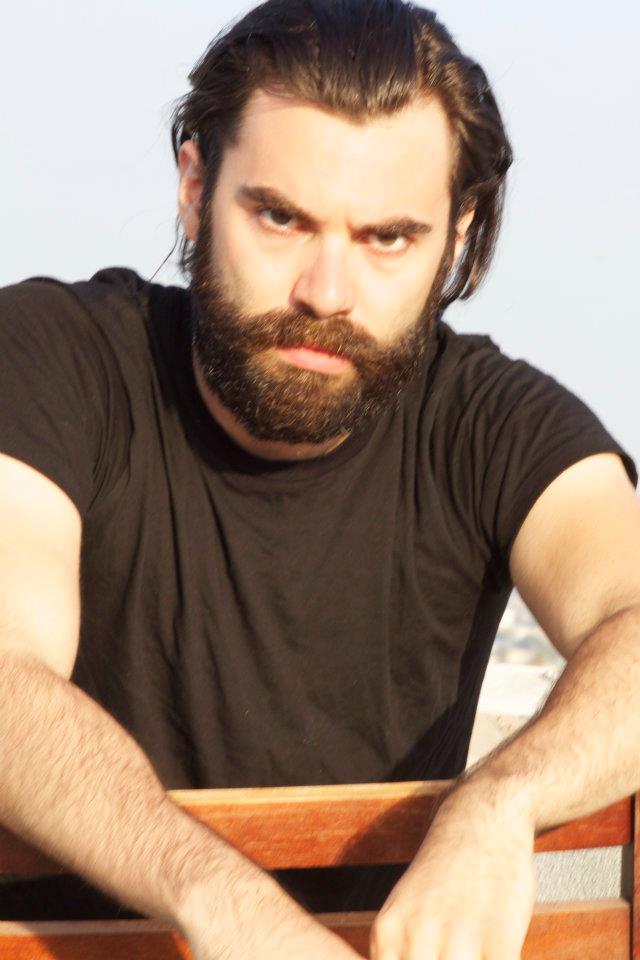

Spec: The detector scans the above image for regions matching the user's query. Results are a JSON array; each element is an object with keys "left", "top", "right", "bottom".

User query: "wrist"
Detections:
[
  {"left": 435, "top": 768, "right": 537, "bottom": 840},
  {"left": 166, "top": 819, "right": 309, "bottom": 950},
  {"left": 166, "top": 821, "right": 266, "bottom": 939},
  {"left": 177, "top": 858, "right": 354, "bottom": 960}
]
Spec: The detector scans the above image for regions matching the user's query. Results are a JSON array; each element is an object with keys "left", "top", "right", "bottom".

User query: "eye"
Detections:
[
  {"left": 369, "top": 232, "right": 411, "bottom": 254},
  {"left": 257, "top": 206, "right": 299, "bottom": 232}
]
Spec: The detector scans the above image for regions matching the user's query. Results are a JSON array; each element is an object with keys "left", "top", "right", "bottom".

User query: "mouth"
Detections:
[{"left": 275, "top": 346, "right": 353, "bottom": 374}]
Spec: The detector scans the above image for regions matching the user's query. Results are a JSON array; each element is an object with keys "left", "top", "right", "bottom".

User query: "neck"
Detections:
[{"left": 193, "top": 360, "right": 350, "bottom": 462}]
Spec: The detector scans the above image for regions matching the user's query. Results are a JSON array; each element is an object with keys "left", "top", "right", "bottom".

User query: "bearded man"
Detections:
[{"left": 0, "top": 1, "right": 639, "bottom": 959}]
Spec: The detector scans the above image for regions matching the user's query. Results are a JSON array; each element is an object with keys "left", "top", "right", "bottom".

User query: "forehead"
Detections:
[{"left": 218, "top": 89, "right": 455, "bottom": 224}]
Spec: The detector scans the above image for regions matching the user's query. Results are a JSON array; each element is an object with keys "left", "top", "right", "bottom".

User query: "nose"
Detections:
[{"left": 290, "top": 237, "right": 356, "bottom": 318}]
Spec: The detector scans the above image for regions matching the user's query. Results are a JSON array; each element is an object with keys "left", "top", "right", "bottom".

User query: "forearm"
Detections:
[
  {"left": 0, "top": 647, "right": 355, "bottom": 959},
  {"left": 464, "top": 604, "right": 640, "bottom": 831},
  {"left": 377, "top": 606, "right": 640, "bottom": 960}
]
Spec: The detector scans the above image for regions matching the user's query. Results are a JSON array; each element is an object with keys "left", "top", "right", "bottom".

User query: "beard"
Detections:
[{"left": 190, "top": 216, "right": 451, "bottom": 446}]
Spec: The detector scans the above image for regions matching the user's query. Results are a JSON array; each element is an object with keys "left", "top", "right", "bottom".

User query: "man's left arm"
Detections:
[{"left": 371, "top": 451, "right": 640, "bottom": 960}]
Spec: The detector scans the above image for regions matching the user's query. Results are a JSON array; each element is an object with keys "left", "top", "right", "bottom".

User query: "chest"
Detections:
[
  {"left": 82, "top": 427, "right": 484, "bottom": 687},
  {"left": 75, "top": 417, "right": 506, "bottom": 787}
]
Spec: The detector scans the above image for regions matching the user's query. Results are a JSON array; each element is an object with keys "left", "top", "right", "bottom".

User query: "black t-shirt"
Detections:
[{"left": 0, "top": 267, "right": 636, "bottom": 915}]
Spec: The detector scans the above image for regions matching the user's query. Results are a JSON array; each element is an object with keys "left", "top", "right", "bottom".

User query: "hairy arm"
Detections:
[
  {"left": 467, "top": 451, "right": 640, "bottom": 825},
  {"left": 0, "top": 454, "right": 357, "bottom": 960},
  {"left": 372, "top": 452, "right": 640, "bottom": 959}
]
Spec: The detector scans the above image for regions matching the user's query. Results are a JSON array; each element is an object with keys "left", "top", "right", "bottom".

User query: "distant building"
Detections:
[{"left": 492, "top": 591, "right": 564, "bottom": 668}]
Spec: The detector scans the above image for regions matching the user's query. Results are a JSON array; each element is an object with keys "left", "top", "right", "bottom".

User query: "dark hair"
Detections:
[{"left": 171, "top": 0, "right": 512, "bottom": 306}]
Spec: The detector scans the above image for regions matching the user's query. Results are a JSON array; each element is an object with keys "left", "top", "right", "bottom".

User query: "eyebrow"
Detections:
[{"left": 237, "top": 184, "right": 433, "bottom": 237}]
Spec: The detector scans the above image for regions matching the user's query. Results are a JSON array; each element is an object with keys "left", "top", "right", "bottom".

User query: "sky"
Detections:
[{"left": 2, "top": 0, "right": 639, "bottom": 466}]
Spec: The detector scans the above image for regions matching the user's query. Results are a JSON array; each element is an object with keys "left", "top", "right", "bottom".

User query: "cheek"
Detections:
[
  {"left": 211, "top": 214, "right": 294, "bottom": 313},
  {"left": 361, "top": 251, "right": 446, "bottom": 341}
]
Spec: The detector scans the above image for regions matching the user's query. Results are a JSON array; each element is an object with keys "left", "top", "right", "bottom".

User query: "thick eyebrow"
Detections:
[
  {"left": 237, "top": 184, "right": 433, "bottom": 237},
  {"left": 357, "top": 214, "right": 433, "bottom": 238},
  {"left": 238, "top": 185, "right": 308, "bottom": 220}
]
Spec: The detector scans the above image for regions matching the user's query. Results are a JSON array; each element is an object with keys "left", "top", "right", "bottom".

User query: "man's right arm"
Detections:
[{"left": 0, "top": 453, "right": 358, "bottom": 960}]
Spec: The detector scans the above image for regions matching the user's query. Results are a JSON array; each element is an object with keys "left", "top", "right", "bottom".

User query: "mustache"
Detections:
[
  {"left": 194, "top": 279, "right": 427, "bottom": 379},
  {"left": 230, "top": 310, "right": 379, "bottom": 360}
]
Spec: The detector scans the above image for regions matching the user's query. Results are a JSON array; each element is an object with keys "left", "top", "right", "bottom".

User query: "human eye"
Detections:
[
  {"left": 257, "top": 206, "right": 299, "bottom": 233},
  {"left": 368, "top": 231, "right": 411, "bottom": 254}
]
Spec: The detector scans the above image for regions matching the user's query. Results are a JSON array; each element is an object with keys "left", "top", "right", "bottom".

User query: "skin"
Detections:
[
  {"left": 0, "top": 87, "right": 639, "bottom": 960},
  {"left": 371, "top": 452, "right": 640, "bottom": 960},
  {"left": 178, "top": 91, "right": 640, "bottom": 958},
  {"left": 179, "top": 89, "right": 472, "bottom": 460}
]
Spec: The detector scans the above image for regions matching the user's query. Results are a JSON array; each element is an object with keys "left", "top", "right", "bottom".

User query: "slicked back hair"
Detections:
[{"left": 171, "top": 0, "right": 513, "bottom": 306}]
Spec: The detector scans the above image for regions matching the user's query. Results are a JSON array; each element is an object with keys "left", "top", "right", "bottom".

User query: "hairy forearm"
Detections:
[
  {"left": 0, "top": 647, "right": 355, "bottom": 960},
  {"left": 465, "top": 605, "right": 640, "bottom": 831}
]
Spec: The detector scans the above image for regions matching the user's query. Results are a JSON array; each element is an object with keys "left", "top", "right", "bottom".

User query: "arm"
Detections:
[
  {"left": 371, "top": 452, "right": 640, "bottom": 960},
  {"left": 467, "top": 451, "right": 640, "bottom": 827},
  {"left": 0, "top": 454, "right": 359, "bottom": 960}
]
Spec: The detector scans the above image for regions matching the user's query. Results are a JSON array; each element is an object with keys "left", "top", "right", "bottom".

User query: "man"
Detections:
[{"left": 0, "top": 1, "right": 638, "bottom": 958}]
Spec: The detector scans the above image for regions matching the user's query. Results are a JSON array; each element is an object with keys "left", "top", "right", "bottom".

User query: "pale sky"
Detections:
[{"left": 3, "top": 0, "right": 639, "bottom": 466}]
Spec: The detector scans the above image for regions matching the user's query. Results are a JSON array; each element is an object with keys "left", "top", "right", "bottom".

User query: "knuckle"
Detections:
[
  {"left": 439, "top": 922, "right": 481, "bottom": 960},
  {"left": 484, "top": 932, "right": 525, "bottom": 960},
  {"left": 370, "top": 912, "right": 399, "bottom": 950}
]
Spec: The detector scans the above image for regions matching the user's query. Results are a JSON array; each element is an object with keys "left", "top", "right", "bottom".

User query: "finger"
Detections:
[
  {"left": 480, "top": 930, "right": 525, "bottom": 960},
  {"left": 399, "top": 918, "right": 441, "bottom": 960},
  {"left": 371, "top": 913, "right": 440, "bottom": 960},
  {"left": 369, "top": 939, "right": 402, "bottom": 960},
  {"left": 369, "top": 917, "right": 400, "bottom": 960},
  {"left": 439, "top": 924, "right": 482, "bottom": 960}
]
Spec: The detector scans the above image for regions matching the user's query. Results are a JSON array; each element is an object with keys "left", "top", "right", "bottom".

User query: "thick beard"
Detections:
[{"left": 190, "top": 214, "right": 450, "bottom": 445}]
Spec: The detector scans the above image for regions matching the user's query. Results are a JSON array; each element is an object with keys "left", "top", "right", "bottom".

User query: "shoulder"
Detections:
[
  {"left": 426, "top": 319, "right": 614, "bottom": 447},
  {"left": 0, "top": 266, "right": 190, "bottom": 375},
  {"left": 417, "top": 318, "right": 636, "bottom": 575},
  {"left": 428, "top": 320, "right": 550, "bottom": 411},
  {"left": 0, "top": 265, "right": 147, "bottom": 309},
  {"left": 0, "top": 267, "right": 147, "bottom": 345},
  {"left": 0, "top": 268, "right": 168, "bottom": 514}
]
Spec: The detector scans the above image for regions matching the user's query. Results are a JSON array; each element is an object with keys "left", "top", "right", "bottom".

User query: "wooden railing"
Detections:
[{"left": 1, "top": 781, "right": 638, "bottom": 958}]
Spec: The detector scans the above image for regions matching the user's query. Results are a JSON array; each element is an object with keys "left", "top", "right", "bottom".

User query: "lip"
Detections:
[{"left": 276, "top": 346, "right": 352, "bottom": 374}]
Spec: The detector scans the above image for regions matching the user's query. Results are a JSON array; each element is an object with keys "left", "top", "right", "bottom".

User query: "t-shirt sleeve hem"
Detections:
[
  {"left": 499, "top": 435, "right": 638, "bottom": 567},
  {"left": 0, "top": 445, "right": 90, "bottom": 517}
]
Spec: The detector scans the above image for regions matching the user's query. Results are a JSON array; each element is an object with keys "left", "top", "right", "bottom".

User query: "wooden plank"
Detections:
[
  {"left": 534, "top": 795, "right": 632, "bottom": 852},
  {"left": 0, "top": 900, "right": 630, "bottom": 960},
  {"left": 321, "top": 902, "right": 631, "bottom": 959},
  {"left": 174, "top": 781, "right": 443, "bottom": 868},
  {"left": 178, "top": 785, "right": 633, "bottom": 859},
  {"left": 0, "top": 921, "right": 190, "bottom": 959},
  {"left": 0, "top": 782, "right": 632, "bottom": 877},
  {"left": 0, "top": 782, "right": 443, "bottom": 876},
  {"left": 523, "top": 899, "right": 630, "bottom": 960}
]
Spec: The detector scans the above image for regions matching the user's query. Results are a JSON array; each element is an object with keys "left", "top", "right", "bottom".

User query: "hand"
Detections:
[{"left": 370, "top": 781, "right": 536, "bottom": 960}]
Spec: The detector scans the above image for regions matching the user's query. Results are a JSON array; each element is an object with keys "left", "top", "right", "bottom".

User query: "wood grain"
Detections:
[
  {"left": 321, "top": 901, "right": 631, "bottom": 959},
  {"left": 0, "top": 900, "right": 630, "bottom": 960},
  {"left": 0, "top": 921, "right": 190, "bottom": 960},
  {"left": 0, "top": 782, "right": 631, "bottom": 877}
]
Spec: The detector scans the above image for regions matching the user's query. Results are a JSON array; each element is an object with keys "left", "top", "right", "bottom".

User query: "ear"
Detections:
[
  {"left": 452, "top": 206, "right": 475, "bottom": 266},
  {"left": 178, "top": 140, "right": 205, "bottom": 242}
]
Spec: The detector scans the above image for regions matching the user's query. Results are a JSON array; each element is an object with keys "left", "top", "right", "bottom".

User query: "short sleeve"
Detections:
[
  {"left": 0, "top": 277, "right": 130, "bottom": 515},
  {"left": 435, "top": 330, "right": 638, "bottom": 581}
]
